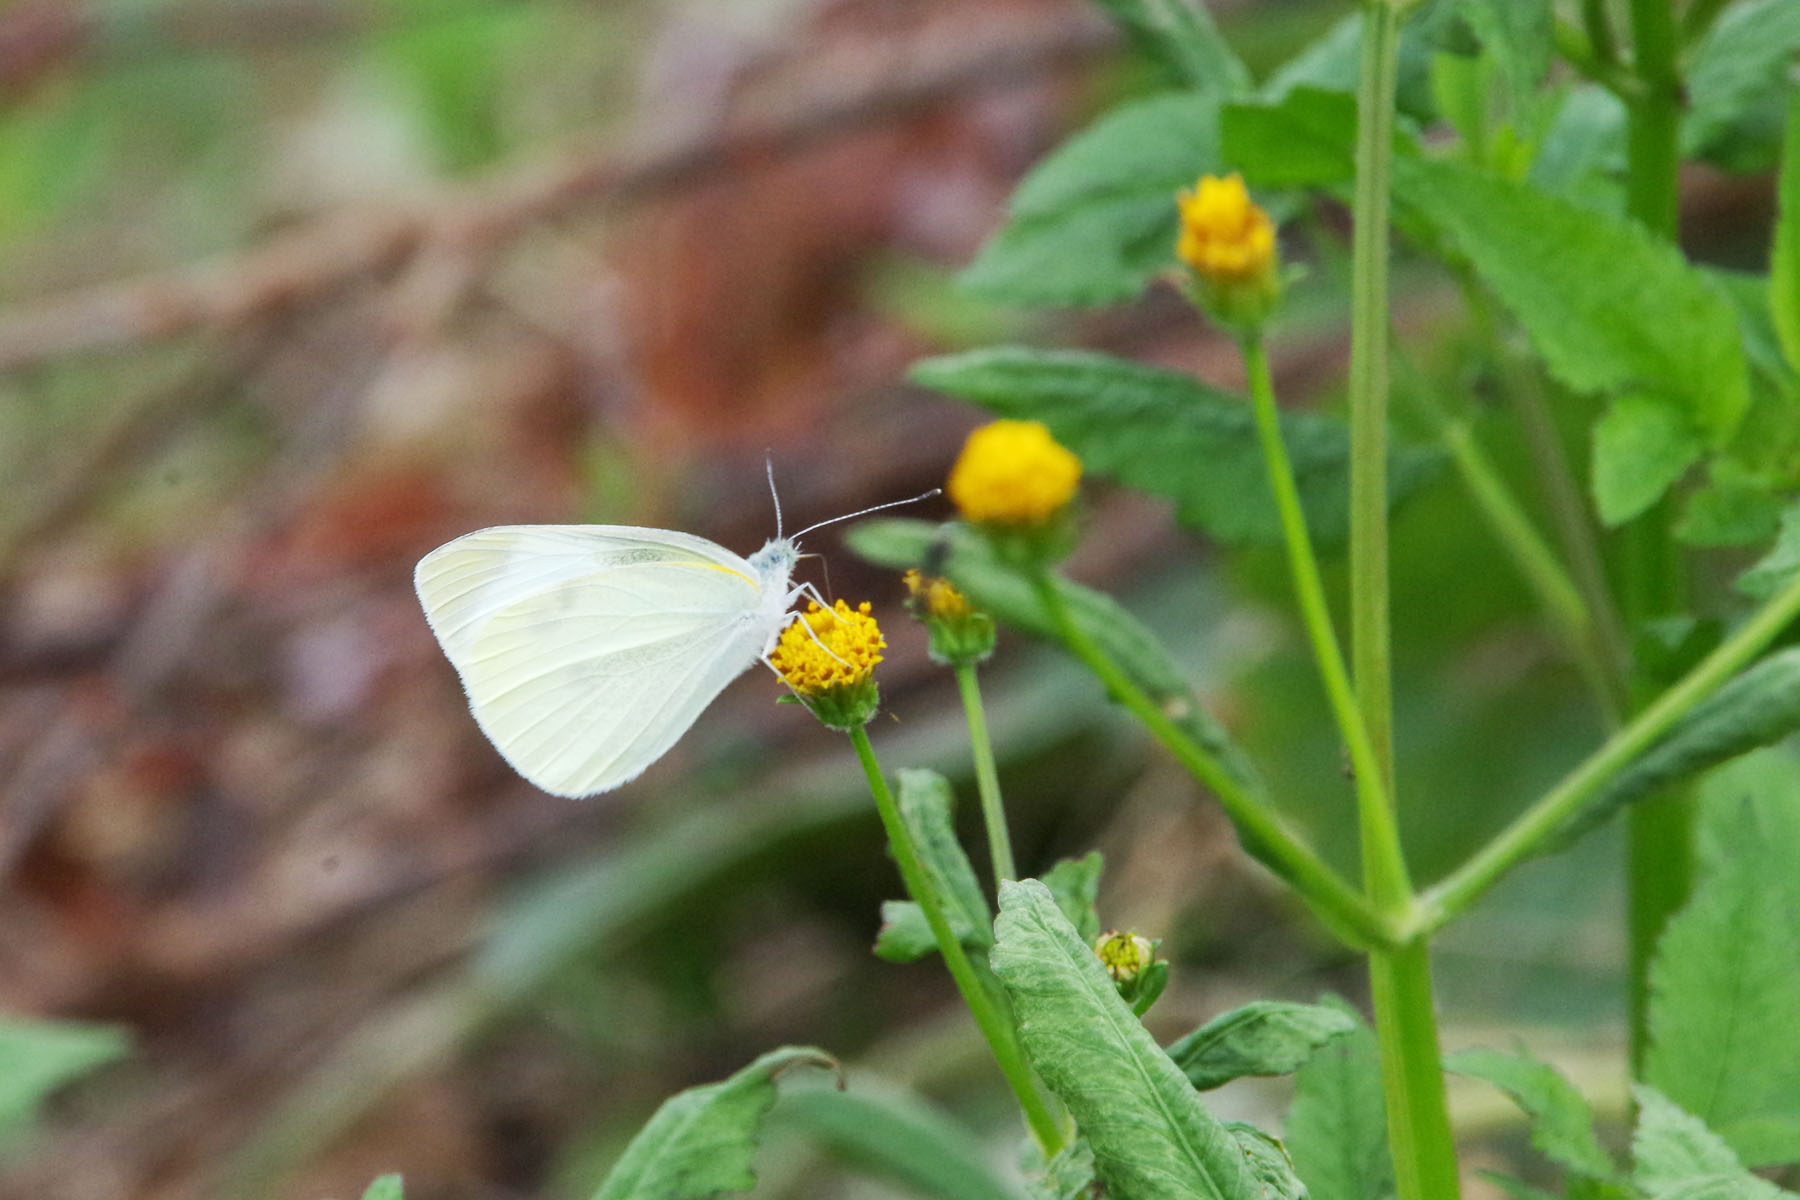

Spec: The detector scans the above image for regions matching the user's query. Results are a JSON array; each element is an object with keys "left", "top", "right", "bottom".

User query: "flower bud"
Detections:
[
  {"left": 903, "top": 569, "right": 996, "bottom": 666},
  {"left": 1093, "top": 929, "right": 1169, "bottom": 1013},
  {"left": 1175, "top": 172, "right": 1282, "bottom": 329}
]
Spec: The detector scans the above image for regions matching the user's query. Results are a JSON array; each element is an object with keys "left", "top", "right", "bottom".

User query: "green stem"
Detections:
[
  {"left": 954, "top": 662, "right": 1018, "bottom": 884},
  {"left": 850, "top": 725, "right": 1064, "bottom": 1154},
  {"left": 1243, "top": 333, "right": 1408, "bottom": 899},
  {"left": 1437, "top": 418, "right": 1625, "bottom": 723},
  {"left": 1622, "top": 0, "right": 1689, "bottom": 1071},
  {"left": 1352, "top": 7, "right": 1460, "bottom": 1198},
  {"left": 1025, "top": 568, "right": 1396, "bottom": 950},
  {"left": 1412, "top": 565, "right": 1800, "bottom": 935}
]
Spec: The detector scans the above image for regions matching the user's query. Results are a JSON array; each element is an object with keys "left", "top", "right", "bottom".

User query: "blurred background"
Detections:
[{"left": 1, "top": 0, "right": 1736, "bottom": 1195}]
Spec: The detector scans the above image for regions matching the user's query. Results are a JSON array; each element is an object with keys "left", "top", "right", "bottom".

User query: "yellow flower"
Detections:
[
  {"left": 903, "top": 569, "right": 995, "bottom": 666},
  {"left": 771, "top": 600, "right": 885, "bottom": 729},
  {"left": 1176, "top": 172, "right": 1276, "bottom": 283},
  {"left": 946, "top": 420, "right": 1081, "bottom": 528}
]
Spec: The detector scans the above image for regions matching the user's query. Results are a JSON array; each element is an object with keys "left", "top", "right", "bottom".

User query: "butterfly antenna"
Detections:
[
  {"left": 791, "top": 488, "right": 942, "bottom": 541},
  {"left": 766, "top": 454, "right": 784, "bottom": 541}
]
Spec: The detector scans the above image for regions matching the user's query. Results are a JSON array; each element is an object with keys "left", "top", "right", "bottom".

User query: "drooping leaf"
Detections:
[
  {"left": 962, "top": 94, "right": 1219, "bottom": 307},
  {"left": 1041, "top": 852, "right": 1105, "bottom": 944},
  {"left": 1284, "top": 998, "right": 1393, "bottom": 1200},
  {"left": 1221, "top": 87, "right": 1358, "bottom": 189},
  {"left": 0, "top": 1018, "right": 129, "bottom": 1147},
  {"left": 1630, "top": 1086, "right": 1794, "bottom": 1199},
  {"left": 1227, "top": 1123, "right": 1309, "bottom": 1199},
  {"left": 1394, "top": 156, "right": 1750, "bottom": 517},
  {"left": 1683, "top": 0, "right": 1800, "bottom": 161},
  {"left": 1570, "top": 650, "right": 1800, "bottom": 846},
  {"left": 1590, "top": 392, "right": 1705, "bottom": 526},
  {"left": 590, "top": 1046, "right": 837, "bottom": 1200},
  {"left": 1643, "top": 752, "right": 1800, "bottom": 1167},
  {"left": 990, "top": 880, "right": 1252, "bottom": 1200},
  {"left": 772, "top": 1080, "right": 1026, "bottom": 1200},
  {"left": 1090, "top": 0, "right": 1250, "bottom": 100},
  {"left": 909, "top": 347, "right": 1440, "bottom": 547},
  {"left": 360, "top": 1176, "right": 405, "bottom": 1200},
  {"left": 1772, "top": 93, "right": 1800, "bottom": 378},
  {"left": 846, "top": 518, "right": 1260, "bottom": 791},
  {"left": 1168, "top": 1000, "right": 1358, "bottom": 1091},
  {"left": 1446, "top": 1046, "right": 1619, "bottom": 1182}
]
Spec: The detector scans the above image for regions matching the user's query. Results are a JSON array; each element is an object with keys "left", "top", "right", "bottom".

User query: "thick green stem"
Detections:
[
  {"left": 954, "top": 662, "right": 1018, "bottom": 884},
  {"left": 1351, "top": 6, "right": 1460, "bottom": 1197},
  {"left": 850, "top": 725, "right": 1063, "bottom": 1153},
  {"left": 1025, "top": 569, "right": 1396, "bottom": 949},
  {"left": 1243, "top": 333, "right": 1408, "bottom": 898},
  {"left": 1350, "top": 0, "right": 1401, "bottom": 800},
  {"left": 1413, "top": 565, "right": 1800, "bottom": 935},
  {"left": 1622, "top": 0, "right": 1690, "bottom": 1071}
]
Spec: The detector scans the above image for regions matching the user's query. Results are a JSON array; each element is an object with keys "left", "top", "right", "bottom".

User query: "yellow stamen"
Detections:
[{"left": 770, "top": 601, "right": 885, "bottom": 697}]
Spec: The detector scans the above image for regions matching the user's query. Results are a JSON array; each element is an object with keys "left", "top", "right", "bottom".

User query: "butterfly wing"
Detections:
[{"left": 415, "top": 525, "right": 783, "bottom": 797}]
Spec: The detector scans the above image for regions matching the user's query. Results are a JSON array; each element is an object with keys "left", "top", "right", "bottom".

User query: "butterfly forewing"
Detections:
[{"left": 415, "top": 525, "right": 789, "bottom": 797}]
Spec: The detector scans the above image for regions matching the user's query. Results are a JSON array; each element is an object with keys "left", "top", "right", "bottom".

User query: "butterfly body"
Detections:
[{"left": 415, "top": 525, "right": 800, "bottom": 798}]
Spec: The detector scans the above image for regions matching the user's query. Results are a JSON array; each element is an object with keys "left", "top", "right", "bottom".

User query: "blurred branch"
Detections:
[{"left": 0, "top": 8, "right": 1112, "bottom": 375}]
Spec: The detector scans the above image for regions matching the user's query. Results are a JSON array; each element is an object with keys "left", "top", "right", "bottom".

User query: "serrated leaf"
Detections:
[
  {"left": 1683, "top": 0, "right": 1800, "bottom": 160},
  {"left": 909, "top": 347, "right": 1439, "bottom": 547},
  {"left": 1773, "top": 94, "right": 1800, "bottom": 377},
  {"left": 590, "top": 1046, "right": 837, "bottom": 1200},
  {"left": 772, "top": 1081, "right": 1026, "bottom": 1200},
  {"left": 1091, "top": 0, "right": 1250, "bottom": 100},
  {"left": 1644, "top": 753, "right": 1800, "bottom": 1168},
  {"left": 1284, "top": 998, "right": 1392, "bottom": 1200},
  {"left": 963, "top": 94, "right": 1219, "bottom": 307},
  {"left": 1227, "top": 1123, "right": 1308, "bottom": 1199},
  {"left": 1221, "top": 87, "right": 1358, "bottom": 189},
  {"left": 0, "top": 1018, "right": 129, "bottom": 1145},
  {"left": 990, "top": 880, "right": 1252, "bottom": 1200},
  {"left": 1168, "top": 1000, "right": 1358, "bottom": 1091},
  {"left": 1395, "top": 156, "right": 1750, "bottom": 466},
  {"left": 1446, "top": 1046, "right": 1618, "bottom": 1181},
  {"left": 1591, "top": 391, "right": 1705, "bottom": 526},
  {"left": 360, "top": 1176, "right": 404, "bottom": 1200},
  {"left": 1631, "top": 1087, "right": 1793, "bottom": 1199},
  {"left": 845, "top": 518, "right": 1260, "bottom": 791},
  {"left": 1041, "top": 852, "right": 1105, "bottom": 944},
  {"left": 1739, "top": 504, "right": 1800, "bottom": 600},
  {"left": 1570, "top": 650, "right": 1800, "bottom": 848}
]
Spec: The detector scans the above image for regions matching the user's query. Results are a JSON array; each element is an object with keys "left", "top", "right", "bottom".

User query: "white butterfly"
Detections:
[{"left": 414, "top": 482, "right": 933, "bottom": 798}]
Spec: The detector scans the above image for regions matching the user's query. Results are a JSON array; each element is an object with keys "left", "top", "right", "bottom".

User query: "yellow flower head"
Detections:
[
  {"left": 1176, "top": 172, "right": 1277, "bottom": 284},
  {"left": 1093, "top": 930, "right": 1156, "bottom": 984},
  {"left": 946, "top": 420, "right": 1081, "bottom": 528},
  {"left": 770, "top": 600, "right": 885, "bottom": 699}
]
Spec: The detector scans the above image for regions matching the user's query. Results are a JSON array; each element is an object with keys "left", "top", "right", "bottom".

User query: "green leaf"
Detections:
[
  {"left": 1644, "top": 753, "right": 1800, "bottom": 1167},
  {"left": 772, "top": 1080, "right": 1026, "bottom": 1200},
  {"left": 874, "top": 900, "right": 951, "bottom": 963},
  {"left": 1630, "top": 1086, "right": 1793, "bottom": 1199},
  {"left": 1168, "top": 1000, "right": 1358, "bottom": 1091},
  {"left": 591, "top": 1046, "right": 838, "bottom": 1200},
  {"left": 1227, "top": 1123, "right": 1308, "bottom": 1199},
  {"left": 360, "top": 1176, "right": 404, "bottom": 1200},
  {"left": 1023, "top": 1136, "right": 1100, "bottom": 1200},
  {"left": 1528, "top": 86, "right": 1626, "bottom": 213},
  {"left": 1591, "top": 392, "right": 1705, "bottom": 526},
  {"left": 846, "top": 518, "right": 1260, "bottom": 791},
  {"left": 962, "top": 94, "right": 1219, "bottom": 307},
  {"left": 909, "top": 347, "right": 1440, "bottom": 547},
  {"left": 1677, "top": 461, "right": 1784, "bottom": 549},
  {"left": 0, "top": 1018, "right": 129, "bottom": 1147},
  {"left": 1573, "top": 650, "right": 1800, "bottom": 846},
  {"left": 1090, "top": 0, "right": 1250, "bottom": 99},
  {"left": 1683, "top": 0, "right": 1800, "bottom": 160},
  {"left": 874, "top": 770, "right": 992, "bottom": 963},
  {"left": 1221, "top": 87, "right": 1358, "bottom": 189},
  {"left": 1456, "top": 0, "right": 1552, "bottom": 102},
  {"left": 990, "top": 879, "right": 1252, "bottom": 1200},
  {"left": 1041, "top": 852, "right": 1105, "bottom": 944},
  {"left": 1772, "top": 94, "right": 1800, "bottom": 377},
  {"left": 1395, "top": 156, "right": 1750, "bottom": 467},
  {"left": 1284, "top": 999, "right": 1393, "bottom": 1200},
  {"left": 1739, "top": 504, "right": 1800, "bottom": 600},
  {"left": 1446, "top": 1046, "right": 1619, "bottom": 1181}
]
